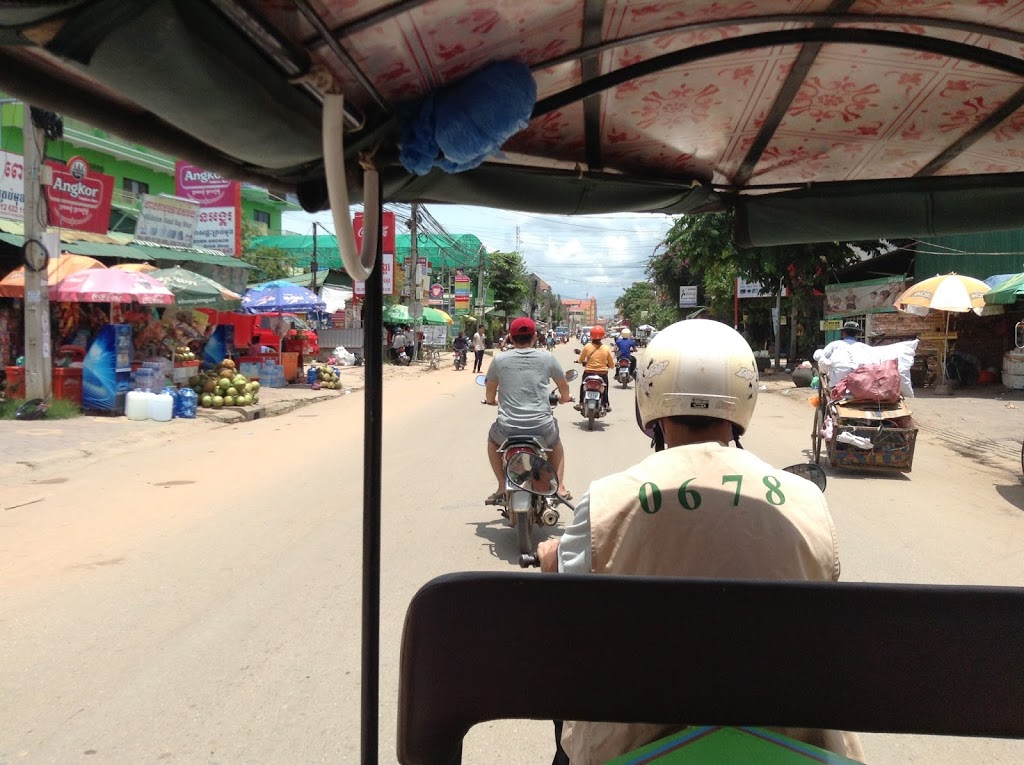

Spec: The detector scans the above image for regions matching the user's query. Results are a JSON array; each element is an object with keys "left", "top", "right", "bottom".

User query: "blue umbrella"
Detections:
[{"left": 242, "top": 280, "right": 326, "bottom": 313}]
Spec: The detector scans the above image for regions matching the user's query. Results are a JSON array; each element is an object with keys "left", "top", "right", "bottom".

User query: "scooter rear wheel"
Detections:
[
  {"left": 587, "top": 410, "right": 596, "bottom": 431},
  {"left": 516, "top": 512, "right": 532, "bottom": 554}
]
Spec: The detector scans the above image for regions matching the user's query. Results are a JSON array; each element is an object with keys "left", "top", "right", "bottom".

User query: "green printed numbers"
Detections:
[
  {"left": 638, "top": 474, "right": 786, "bottom": 513},
  {"left": 678, "top": 478, "right": 702, "bottom": 511},
  {"left": 722, "top": 475, "right": 743, "bottom": 506},
  {"left": 639, "top": 482, "right": 662, "bottom": 514},
  {"left": 763, "top": 475, "right": 786, "bottom": 505}
]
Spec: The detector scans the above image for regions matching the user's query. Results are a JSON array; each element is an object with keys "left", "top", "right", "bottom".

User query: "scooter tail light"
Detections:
[{"left": 585, "top": 379, "right": 603, "bottom": 390}]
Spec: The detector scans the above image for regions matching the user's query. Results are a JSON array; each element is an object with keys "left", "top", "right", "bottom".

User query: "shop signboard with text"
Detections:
[
  {"left": 135, "top": 194, "right": 200, "bottom": 246},
  {"left": 736, "top": 277, "right": 788, "bottom": 299},
  {"left": 45, "top": 156, "right": 114, "bottom": 235},
  {"left": 354, "top": 211, "right": 396, "bottom": 297},
  {"left": 174, "top": 161, "right": 241, "bottom": 256},
  {"left": 0, "top": 150, "right": 25, "bottom": 221}
]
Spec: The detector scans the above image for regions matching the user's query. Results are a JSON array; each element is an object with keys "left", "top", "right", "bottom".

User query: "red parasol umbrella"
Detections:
[{"left": 50, "top": 268, "right": 175, "bottom": 305}]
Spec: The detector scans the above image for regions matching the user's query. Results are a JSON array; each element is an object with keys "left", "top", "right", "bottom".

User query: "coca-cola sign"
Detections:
[{"left": 45, "top": 157, "right": 113, "bottom": 234}]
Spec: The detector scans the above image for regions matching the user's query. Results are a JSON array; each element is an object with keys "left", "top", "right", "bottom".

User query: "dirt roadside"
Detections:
[{"left": 0, "top": 351, "right": 472, "bottom": 493}]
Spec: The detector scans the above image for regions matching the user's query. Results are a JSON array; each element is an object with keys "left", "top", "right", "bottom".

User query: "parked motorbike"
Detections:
[
  {"left": 516, "top": 459, "right": 828, "bottom": 567},
  {"left": 476, "top": 369, "right": 577, "bottom": 553},
  {"left": 615, "top": 355, "right": 633, "bottom": 388},
  {"left": 453, "top": 348, "right": 467, "bottom": 370}
]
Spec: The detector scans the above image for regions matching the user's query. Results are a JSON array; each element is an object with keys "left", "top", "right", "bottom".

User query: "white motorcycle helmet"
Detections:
[
  {"left": 620, "top": 328, "right": 631, "bottom": 338},
  {"left": 636, "top": 319, "right": 758, "bottom": 437}
]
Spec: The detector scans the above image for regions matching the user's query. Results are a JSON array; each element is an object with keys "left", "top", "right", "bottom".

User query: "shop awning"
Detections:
[{"left": 983, "top": 273, "right": 1024, "bottom": 305}]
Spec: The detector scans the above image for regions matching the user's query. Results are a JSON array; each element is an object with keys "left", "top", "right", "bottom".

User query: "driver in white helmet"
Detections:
[{"left": 537, "top": 319, "right": 863, "bottom": 765}]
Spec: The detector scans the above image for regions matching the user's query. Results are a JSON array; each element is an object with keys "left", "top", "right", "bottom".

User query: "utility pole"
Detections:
[
  {"left": 22, "top": 105, "right": 52, "bottom": 401},
  {"left": 476, "top": 245, "right": 486, "bottom": 330},
  {"left": 311, "top": 222, "right": 319, "bottom": 293},
  {"left": 406, "top": 203, "right": 419, "bottom": 304}
]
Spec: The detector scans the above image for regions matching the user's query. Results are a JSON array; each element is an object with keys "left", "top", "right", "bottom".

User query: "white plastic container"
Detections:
[
  {"left": 125, "top": 390, "right": 153, "bottom": 421},
  {"left": 1003, "top": 349, "right": 1024, "bottom": 390},
  {"left": 148, "top": 392, "right": 174, "bottom": 422}
]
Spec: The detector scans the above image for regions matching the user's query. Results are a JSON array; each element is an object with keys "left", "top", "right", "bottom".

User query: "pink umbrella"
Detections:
[{"left": 50, "top": 268, "right": 175, "bottom": 305}]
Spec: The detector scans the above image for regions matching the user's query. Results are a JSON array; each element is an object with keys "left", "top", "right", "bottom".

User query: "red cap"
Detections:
[{"left": 509, "top": 317, "right": 536, "bottom": 337}]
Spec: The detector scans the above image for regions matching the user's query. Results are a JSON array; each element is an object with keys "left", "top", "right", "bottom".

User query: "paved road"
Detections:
[{"left": 2, "top": 344, "right": 1023, "bottom": 763}]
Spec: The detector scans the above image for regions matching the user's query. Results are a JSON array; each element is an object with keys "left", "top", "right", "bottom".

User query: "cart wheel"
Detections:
[{"left": 812, "top": 403, "right": 824, "bottom": 464}]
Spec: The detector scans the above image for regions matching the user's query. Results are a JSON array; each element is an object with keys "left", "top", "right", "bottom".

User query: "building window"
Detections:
[
  {"left": 253, "top": 209, "right": 271, "bottom": 227},
  {"left": 123, "top": 177, "right": 149, "bottom": 195}
]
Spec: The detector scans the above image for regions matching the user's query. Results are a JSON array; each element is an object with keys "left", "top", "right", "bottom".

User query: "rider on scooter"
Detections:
[
  {"left": 575, "top": 326, "right": 614, "bottom": 412},
  {"left": 614, "top": 327, "right": 637, "bottom": 378},
  {"left": 452, "top": 331, "right": 469, "bottom": 369}
]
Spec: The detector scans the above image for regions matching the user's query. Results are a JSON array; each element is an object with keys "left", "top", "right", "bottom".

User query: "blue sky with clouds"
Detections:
[{"left": 283, "top": 205, "right": 674, "bottom": 318}]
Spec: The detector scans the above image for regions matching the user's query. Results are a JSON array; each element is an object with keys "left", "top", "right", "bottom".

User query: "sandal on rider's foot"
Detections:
[{"left": 485, "top": 491, "right": 504, "bottom": 505}]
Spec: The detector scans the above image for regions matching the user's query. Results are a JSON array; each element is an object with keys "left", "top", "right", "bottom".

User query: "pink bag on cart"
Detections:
[{"left": 831, "top": 359, "right": 901, "bottom": 403}]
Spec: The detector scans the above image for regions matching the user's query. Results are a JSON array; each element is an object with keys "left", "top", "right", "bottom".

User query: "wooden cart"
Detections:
[{"left": 812, "top": 383, "right": 918, "bottom": 473}]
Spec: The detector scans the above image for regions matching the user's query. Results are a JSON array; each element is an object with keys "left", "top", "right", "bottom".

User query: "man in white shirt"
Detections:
[
  {"left": 471, "top": 324, "right": 487, "bottom": 373},
  {"left": 813, "top": 320, "right": 872, "bottom": 387}
]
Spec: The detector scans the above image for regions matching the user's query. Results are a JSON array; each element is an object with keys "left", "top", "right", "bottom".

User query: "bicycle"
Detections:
[
  {"left": 810, "top": 372, "right": 830, "bottom": 464},
  {"left": 426, "top": 347, "right": 441, "bottom": 371}
]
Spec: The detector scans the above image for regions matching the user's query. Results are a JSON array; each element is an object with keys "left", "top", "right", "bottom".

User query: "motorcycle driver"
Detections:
[
  {"left": 483, "top": 318, "right": 573, "bottom": 505},
  {"left": 538, "top": 319, "right": 863, "bottom": 765},
  {"left": 575, "top": 326, "right": 614, "bottom": 412},
  {"left": 613, "top": 327, "right": 637, "bottom": 378},
  {"left": 452, "top": 331, "right": 469, "bottom": 369}
]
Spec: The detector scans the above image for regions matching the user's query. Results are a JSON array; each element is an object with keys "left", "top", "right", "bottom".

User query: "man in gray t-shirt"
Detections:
[{"left": 484, "top": 317, "right": 572, "bottom": 505}]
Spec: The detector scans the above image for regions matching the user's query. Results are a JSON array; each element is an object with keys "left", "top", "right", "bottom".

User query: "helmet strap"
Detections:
[
  {"left": 651, "top": 422, "right": 666, "bottom": 452},
  {"left": 732, "top": 423, "right": 744, "bottom": 449}
]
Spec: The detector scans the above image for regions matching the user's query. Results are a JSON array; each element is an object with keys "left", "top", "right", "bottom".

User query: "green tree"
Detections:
[
  {"left": 615, "top": 281, "right": 676, "bottom": 329},
  {"left": 487, "top": 251, "right": 529, "bottom": 320},
  {"left": 241, "top": 218, "right": 297, "bottom": 283},
  {"left": 651, "top": 211, "right": 889, "bottom": 357}
]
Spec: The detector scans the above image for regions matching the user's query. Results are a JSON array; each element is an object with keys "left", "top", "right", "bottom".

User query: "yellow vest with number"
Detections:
[{"left": 562, "top": 442, "right": 865, "bottom": 765}]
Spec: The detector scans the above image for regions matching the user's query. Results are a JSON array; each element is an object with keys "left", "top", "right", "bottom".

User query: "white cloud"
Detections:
[{"left": 282, "top": 205, "right": 674, "bottom": 318}]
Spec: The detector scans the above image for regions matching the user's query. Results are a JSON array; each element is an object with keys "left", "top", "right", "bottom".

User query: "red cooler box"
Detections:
[
  {"left": 5, "top": 365, "right": 25, "bottom": 399},
  {"left": 52, "top": 367, "right": 83, "bottom": 405}
]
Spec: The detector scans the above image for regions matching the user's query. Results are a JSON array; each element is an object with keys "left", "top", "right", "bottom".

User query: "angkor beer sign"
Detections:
[
  {"left": 174, "top": 161, "right": 241, "bottom": 256},
  {"left": 45, "top": 156, "right": 114, "bottom": 235}
]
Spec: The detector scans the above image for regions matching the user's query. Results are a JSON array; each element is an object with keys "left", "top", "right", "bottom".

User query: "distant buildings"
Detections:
[{"left": 561, "top": 296, "right": 597, "bottom": 329}]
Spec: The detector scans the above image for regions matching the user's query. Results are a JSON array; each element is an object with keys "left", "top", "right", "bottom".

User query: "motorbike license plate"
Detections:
[{"left": 585, "top": 391, "right": 600, "bottom": 399}]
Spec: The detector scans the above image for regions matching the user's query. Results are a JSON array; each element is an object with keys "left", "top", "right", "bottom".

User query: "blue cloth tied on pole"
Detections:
[{"left": 399, "top": 60, "right": 537, "bottom": 175}]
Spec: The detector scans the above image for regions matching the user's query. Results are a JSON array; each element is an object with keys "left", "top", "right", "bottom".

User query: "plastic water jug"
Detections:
[
  {"left": 125, "top": 390, "right": 152, "bottom": 421},
  {"left": 148, "top": 391, "right": 174, "bottom": 422}
]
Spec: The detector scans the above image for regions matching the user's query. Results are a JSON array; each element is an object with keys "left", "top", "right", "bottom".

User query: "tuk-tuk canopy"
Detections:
[{"left": 6, "top": 2, "right": 1024, "bottom": 244}]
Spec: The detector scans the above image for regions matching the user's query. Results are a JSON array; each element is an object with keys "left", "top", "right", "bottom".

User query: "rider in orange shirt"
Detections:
[{"left": 575, "top": 326, "right": 615, "bottom": 411}]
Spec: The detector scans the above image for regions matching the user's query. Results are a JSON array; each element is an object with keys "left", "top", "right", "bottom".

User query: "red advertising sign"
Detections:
[
  {"left": 174, "top": 161, "right": 242, "bottom": 256},
  {"left": 354, "top": 211, "right": 396, "bottom": 297},
  {"left": 44, "top": 156, "right": 113, "bottom": 234}
]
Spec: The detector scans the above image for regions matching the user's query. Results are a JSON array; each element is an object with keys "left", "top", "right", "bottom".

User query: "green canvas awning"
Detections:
[
  {"left": 984, "top": 273, "right": 1024, "bottom": 305},
  {"left": 252, "top": 233, "right": 486, "bottom": 270}
]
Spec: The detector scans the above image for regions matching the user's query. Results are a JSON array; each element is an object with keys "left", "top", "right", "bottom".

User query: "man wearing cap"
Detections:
[
  {"left": 483, "top": 317, "right": 573, "bottom": 505},
  {"left": 814, "top": 320, "right": 872, "bottom": 387}
]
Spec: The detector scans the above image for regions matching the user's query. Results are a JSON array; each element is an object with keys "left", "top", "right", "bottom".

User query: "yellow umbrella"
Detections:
[
  {"left": 110, "top": 263, "right": 157, "bottom": 273},
  {"left": 893, "top": 273, "right": 991, "bottom": 388},
  {"left": 434, "top": 308, "right": 455, "bottom": 325},
  {"left": 0, "top": 254, "right": 106, "bottom": 297},
  {"left": 892, "top": 272, "right": 990, "bottom": 316}
]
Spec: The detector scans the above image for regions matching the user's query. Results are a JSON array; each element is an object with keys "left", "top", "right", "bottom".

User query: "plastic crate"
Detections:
[
  {"left": 828, "top": 423, "right": 918, "bottom": 473},
  {"left": 172, "top": 361, "right": 200, "bottom": 385}
]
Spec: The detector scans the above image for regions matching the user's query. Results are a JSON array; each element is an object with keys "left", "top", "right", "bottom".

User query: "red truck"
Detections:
[{"left": 198, "top": 311, "right": 320, "bottom": 356}]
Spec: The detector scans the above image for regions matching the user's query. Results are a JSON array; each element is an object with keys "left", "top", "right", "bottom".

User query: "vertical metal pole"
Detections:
[
  {"left": 361, "top": 182, "right": 384, "bottom": 765},
  {"left": 774, "top": 281, "right": 783, "bottom": 370},
  {"left": 311, "top": 222, "right": 319, "bottom": 293},
  {"left": 476, "top": 246, "right": 486, "bottom": 329},
  {"left": 22, "top": 106, "right": 52, "bottom": 401}
]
